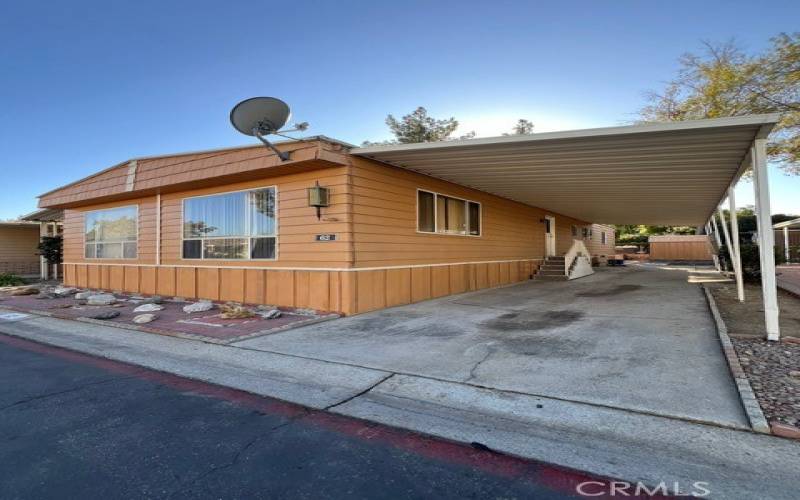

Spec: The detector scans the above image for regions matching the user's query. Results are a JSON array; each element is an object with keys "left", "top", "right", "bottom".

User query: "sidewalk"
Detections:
[
  {"left": 777, "top": 265, "right": 800, "bottom": 296},
  {"left": 1, "top": 309, "right": 800, "bottom": 499}
]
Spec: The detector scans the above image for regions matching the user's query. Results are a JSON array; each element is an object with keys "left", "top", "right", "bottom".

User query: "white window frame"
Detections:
[
  {"left": 416, "top": 188, "right": 482, "bottom": 237},
  {"left": 181, "top": 185, "right": 279, "bottom": 261},
  {"left": 83, "top": 205, "right": 139, "bottom": 260}
]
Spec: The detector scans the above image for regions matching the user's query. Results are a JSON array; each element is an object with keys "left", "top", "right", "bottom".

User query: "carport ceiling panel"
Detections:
[{"left": 353, "top": 117, "right": 777, "bottom": 226}]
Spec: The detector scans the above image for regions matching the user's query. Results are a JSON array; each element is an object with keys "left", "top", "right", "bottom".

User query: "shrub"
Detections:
[
  {"left": 616, "top": 233, "right": 649, "bottom": 252},
  {"left": 0, "top": 273, "right": 25, "bottom": 287},
  {"left": 718, "top": 243, "right": 786, "bottom": 281},
  {"left": 37, "top": 235, "right": 63, "bottom": 264}
]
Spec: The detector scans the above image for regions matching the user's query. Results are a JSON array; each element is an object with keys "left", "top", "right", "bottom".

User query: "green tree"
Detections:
[
  {"left": 362, "top": 107, "right": 473, "bottom": 146},
  {"left": 614, "top": 224, "right": 695, "bottom": 236},
  {"left": 640, "top": 33, "right": 800, "bottom": 175},
  {"left": 503, "top": 119, "right": 534, "bottom": 135}
]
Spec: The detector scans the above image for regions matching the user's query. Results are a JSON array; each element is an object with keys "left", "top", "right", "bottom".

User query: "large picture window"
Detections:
[
  {"left": 182, "top": 187, "right": 277, "bottom": 260},
  {"left": 84, "top": 206, "right": 138, "bottom": 259},
  {"left": 417, "top": 189, "right": 481, "bottom": 236}
]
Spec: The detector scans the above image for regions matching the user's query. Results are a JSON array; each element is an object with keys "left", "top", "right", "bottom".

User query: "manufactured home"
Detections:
[
  {"left": 36, "top": 136, "right": 614, "bottom": 315},
  {"left": 34, "top": 114, "right": 789, "bottom": 339}
]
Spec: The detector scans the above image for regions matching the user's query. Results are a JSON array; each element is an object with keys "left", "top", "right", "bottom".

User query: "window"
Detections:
[
  {"left": 601, "top": 231, "right": 607, "bottom": 245},
  {"left": 417, "top": 189, "right": 480, "bottom": 236},
  {"left": 85, "top": 206, "right": 138, "bottom": 259},
  {"left": 571, "top": 225, "right": 578, "bottom": 237},
  {"left": 182, "top": 187, "right": 277, "bottom": 260}
]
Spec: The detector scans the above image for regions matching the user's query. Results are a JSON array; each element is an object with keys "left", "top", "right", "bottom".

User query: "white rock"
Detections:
[
  {"left": 53, "top": 286, "right": 78, "bottom": 296},
  {"left": 133, "top": 313, "right": 157, "bottom": 324},
  {"left": 257, "top": 309, "right": 282, "bottom": 319},
  {"left": 74, "top": 291, "right": 94, "bottom": 300},
  {"left": 183, "top": 301, "right": 214, "bottom": 313},
  {"left": 86, "top": 293, "right": 117, "bottom": 306},
  {"left": 133, "top": 303, "right": 164, "bottom": 313}
]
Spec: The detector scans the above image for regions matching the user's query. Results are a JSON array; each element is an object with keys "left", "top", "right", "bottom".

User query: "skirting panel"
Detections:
[{"left": 62, "top": 260, "right": 541, "bottom": 315}]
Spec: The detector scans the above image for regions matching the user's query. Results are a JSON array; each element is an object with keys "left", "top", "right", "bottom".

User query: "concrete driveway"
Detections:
[{"left": 236, "top": 264, "right": 748, "bottom": 429}]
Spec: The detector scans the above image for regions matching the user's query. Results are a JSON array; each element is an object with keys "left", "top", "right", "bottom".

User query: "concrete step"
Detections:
[
  {"left": 546, "top": 256, "right": 565, "bottom": 262},
  {"left": 535, "top": 275, "right": 568, "bottom": 281},
  {"left": 539, "top": 264, "right": 565, "bottom": 271},
  {"left": 538, "top": 269, "right": 566, "bottom": 276}
]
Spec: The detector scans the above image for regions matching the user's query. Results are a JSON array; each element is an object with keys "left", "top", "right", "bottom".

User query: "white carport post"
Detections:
[
  {"left": 751, "top": 138, "right": 780, "bottom": 340},
  {"left": 706, "top": 220, "right": 721, "bottom": 272},
  {"left": 784, "top": 226, "right": 791, "bottom": 262},
  {"left": 38, "top": 222, "right": 49, "bottom": 280},
  {"left": 717, "top": 206, "right": 741, "bottom": 294},
  {"left": 711, "top": 217, "right": 722, "bottom": 247},
  {"left": 728, "top": 188, "right": 745, "bottom": 302}
]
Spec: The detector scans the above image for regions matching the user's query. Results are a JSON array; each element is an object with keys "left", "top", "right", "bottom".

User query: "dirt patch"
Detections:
[
  {"left": 706, "top": 282, "right": 800, "bottom": 338},
  {"left": 575, "top": 284, "right": 642, "bottom": 297},
  {"left": 706, "top": 281, "right": 800, "bottom": 429}
]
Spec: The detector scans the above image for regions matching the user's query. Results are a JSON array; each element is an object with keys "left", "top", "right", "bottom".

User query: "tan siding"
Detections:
[
  {"left": 349, "top": 158, "right": 588, "bottom": 267},
  {"left": 0, "top": 225, "right": 40, "bottom": 274},
  {"left": 584, "top": 224, "right": 617, "bottom": 256}
]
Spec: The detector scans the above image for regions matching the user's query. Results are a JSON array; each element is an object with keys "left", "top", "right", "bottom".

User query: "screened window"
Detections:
[
  {"left": 417, "top": 189, "right": 480, "bottom": 236},
  {"left": 182, "top": 187, "right": 277, "bottom": 260},
  {"left": 601, "top": 231, "right": 607, "bottom": 245},
  {"left": 85, "top": 206, "right": 138, "bottom": 259}
]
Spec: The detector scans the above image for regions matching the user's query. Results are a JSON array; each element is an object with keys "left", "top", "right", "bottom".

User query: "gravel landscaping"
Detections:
[
  {"left": 734, "top": 338, "right": 800, "bottom": 428},
  {"left": 706, "top": 281, "right": 800, "bottom": 434}
]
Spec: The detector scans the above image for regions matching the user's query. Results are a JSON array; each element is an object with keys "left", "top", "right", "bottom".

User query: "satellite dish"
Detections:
[
  {"left": 229, "top": 97, "right": 309, "bottom": 161},
  {"left": 230, "top": 97, "right": 291, "bottom": 136}
]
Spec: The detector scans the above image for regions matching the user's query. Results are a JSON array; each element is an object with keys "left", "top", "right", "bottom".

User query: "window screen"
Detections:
[
  {"left": 85, "top": 206, "right": 137, "bottom": 259},
  {"left": 416, "top": 190, "right": 481, "bottom": 236},
  {"left": 417, "top": 190, "right": 435, "bottom": 232},
  {"left": 182, "top": 187, "right": 277, "bottom": 260}
]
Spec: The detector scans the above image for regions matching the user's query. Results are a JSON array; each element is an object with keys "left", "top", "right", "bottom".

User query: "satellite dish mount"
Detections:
[{"left": 229, "top": 97, "right": 309, "bottom": 161}]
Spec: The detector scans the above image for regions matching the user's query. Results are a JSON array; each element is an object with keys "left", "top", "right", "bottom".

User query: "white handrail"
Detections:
[{"left": 564, "top": 238, "right": 590, "bottom": 274}]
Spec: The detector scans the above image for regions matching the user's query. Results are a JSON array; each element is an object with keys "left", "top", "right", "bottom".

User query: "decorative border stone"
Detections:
[{"left": 702, "top": 285, "right": 771, "bottom": 434}]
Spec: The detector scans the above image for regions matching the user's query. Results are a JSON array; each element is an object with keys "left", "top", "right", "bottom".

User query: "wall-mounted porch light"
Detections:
[{"left": 307, "top": 181, "right": 330, "bottom": 220}]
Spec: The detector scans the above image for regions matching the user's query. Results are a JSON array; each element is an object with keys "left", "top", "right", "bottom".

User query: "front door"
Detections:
[{"left": 544, "top": 215, "right": 556, "bottom": 257}]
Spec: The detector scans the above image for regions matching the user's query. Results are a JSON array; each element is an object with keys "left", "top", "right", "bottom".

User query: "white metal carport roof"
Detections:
[
  {"left": 352, "top": 114, "right": 780, "bottom": 226},
  {"left": 774, "top": 217, "right": 800, "bottom": 230}
]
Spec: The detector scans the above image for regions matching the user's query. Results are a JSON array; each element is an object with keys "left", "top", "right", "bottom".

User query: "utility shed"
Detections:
[{"left": 649, "top": 235, "right": 714, "bottom": 262}]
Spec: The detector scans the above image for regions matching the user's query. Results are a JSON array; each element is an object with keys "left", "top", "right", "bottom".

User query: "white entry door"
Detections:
[{"left": 544, "top": 215, "right": 556, "bottom": 257}]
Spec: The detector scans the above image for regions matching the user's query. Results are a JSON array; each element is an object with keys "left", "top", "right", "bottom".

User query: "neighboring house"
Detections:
[
  {"left": 21, "top": 208, "right": 64, "bottom": 279},
  {"left": 581, "top": 223, "right": 616, "bottom": 262},
  {"left": 649, "top": 235, "right": 714, "bottom": 262},
  {"left": 0, "top": 221, "right": 41, "bottom": 277},
  {"left": 35, "top": 137, "right": 608, "bottom": 315},
  {"left": 774, "top": 218, "right": 800, "bottom": 263}
]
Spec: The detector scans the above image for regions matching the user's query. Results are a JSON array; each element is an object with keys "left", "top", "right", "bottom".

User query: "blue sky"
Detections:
[{"left": 1, "top": 0, "right": 799, "bottom": 219}]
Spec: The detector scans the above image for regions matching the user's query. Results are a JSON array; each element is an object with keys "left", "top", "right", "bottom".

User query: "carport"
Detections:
[{"left": 354, "top": 114, "right": 782, "bottom": 340}]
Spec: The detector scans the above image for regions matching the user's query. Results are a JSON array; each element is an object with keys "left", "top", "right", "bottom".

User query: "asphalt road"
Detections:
[{"left": 0, "top": 333, "right": 633, "bottom": 499}]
